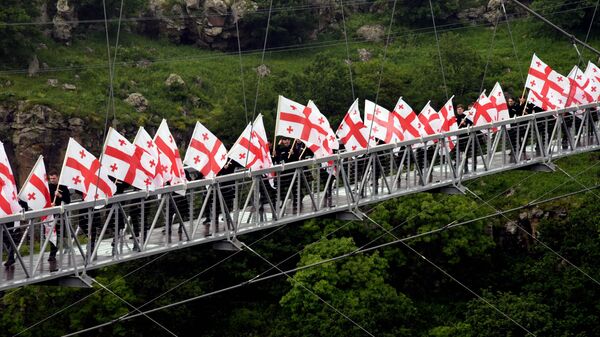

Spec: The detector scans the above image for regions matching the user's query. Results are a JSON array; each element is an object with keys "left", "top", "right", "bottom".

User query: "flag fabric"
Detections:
[
  {"left": 133, "top": 127, "right": 163, "bottom": 188},
  {"left": 336, "top": 99, "right": 377, "bottom": 151},
  {"left": 525, "top": 54, "right": 570, "bottom": 109},
  {"left": 0, "top": 141, "right": 22, "bottom": 217},
  {"left": 490, "top": 82, "right": 511, "bottom": 126},
  {"left": 275, "top": 96, "right": 329, "bottom": 147},
  {"left": 307, "top": 100, "right": 338, "bottom": 151},
  {"left": 228, "top": 117, "right": 274, "bottom": 170},
  {"left": 154, "top": 119, "right": 186, "bottom": 187},
  {"left": 471, "top": 92, "right": 497, "bottom": 128},
  {"left": 183, "top": 121, "right": 228, "bottom": 178},
  {"left": 58, "top": 138, "right": 116, "bottom": 202},
  {"left": 364, "top": 99, "right": 403, "bottom": 144},
  {"left": 567, "top": 66, "right": 597, "bottom": 107},
  {"left": 102, "top": 128, "right": 155, "bottom": 190},
  {"left": 394, "top": 97, "right": 421, "bottom": 141},
  {"left": 438, "top": 96, "right": 459, "bottom": 151},
  {"left": 585, "top": 61, "right": 600, "bottom": 84},
  {"left": 417, "top": 101, "right": 442, "bottom": 137},
  {"left": 527, "top": 89, "right": 557, "bottom": 111},
  {"left": 18, "top": 156, "right": 55, "bottom": 243}
]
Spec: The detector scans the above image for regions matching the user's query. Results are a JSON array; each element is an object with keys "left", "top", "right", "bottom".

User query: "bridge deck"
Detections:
[{"left": 1, "top": 106, "right": 599, "bottom": 290}]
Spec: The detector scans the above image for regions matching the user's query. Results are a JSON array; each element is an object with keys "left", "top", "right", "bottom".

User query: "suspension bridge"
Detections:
[{"left": 1, "top": 103, "right": 599, "bottom": 291}]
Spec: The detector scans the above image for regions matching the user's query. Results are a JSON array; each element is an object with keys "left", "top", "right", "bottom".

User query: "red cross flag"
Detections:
[
  {"left": 58, "top": 138, "right": 116, "bottom": 202},
  {"left": 154, "top": 119, "right": 186, "bottom": 188},
  {"left": 0, "top": 141, "right": 22, "bottom": 217},
  {"left": 250, "top": 114, "right": 273, "bottom": 169},
  {"left": 305, "top": 100, "right": 338, "bottom": 156},
  {"left": 394, "top": 97, "right": 421, "bottom": 141},
  {"left": 184, "top": 121, "right": 228, "bottom": 178},
  {"left": 525, "top": 54, "right": 570, "bottom": 109},
  {"left": 470, "top": 92, "right": 497, "bottom": 129},
  {"left": 102, "top": 128, "right": 156, "bottom": 190},
  {"left": 417, "top": 101, "right": 442, "bottom": 137},
  {"left": 567, "top": 66, "right": 597, "bottom": 108},
  {"left": 275, "top": 95, "right": 329, "bottom": 147},
  {"left": 438, "top": 96, "right": 459, "bottom": 151},
  {"left": 527, "top": 89, "right": 556, "bottom": 111},
  {"left": 490, "top": 82, "right": 511, "bottom": 127},
  {"left": 364, "top": 99, "right": 403, "bottom": 144},
  {"left": 18, "top": 155, "right": 55, "bottom": 242},
  {"left": 585, "top": 61, "right": 600, "bottom": 84},
  {"left": 336, "top": 99, "right": 377, "bottom": 152},
  {"left": 133, "top": 127, "right": 164, "bottom": 188}
]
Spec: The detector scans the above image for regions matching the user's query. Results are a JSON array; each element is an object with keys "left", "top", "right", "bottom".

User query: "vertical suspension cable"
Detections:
[
  {"left": 339, "top": 0, "right": 356, "bottom": 101},
  {"left": 110, "top": 0, "right": 125, "bottom": 125},
  {"left": 501, "top": 1, "right": 526, "bottom": 86},
  {"left": 235, "top": 19, "right": 249, "bottom": 125},
  {"left": 480, "top": 16, "right": 500, "bottom": 94},
  {"left": 366, "top": 0, "right": 399, "bottom": 148},
  {"left": 428, "top": 0, "right": 449, "bottom": 101},
  {"left": 584, "top": 0, "right": 600, "bottom": 44}
]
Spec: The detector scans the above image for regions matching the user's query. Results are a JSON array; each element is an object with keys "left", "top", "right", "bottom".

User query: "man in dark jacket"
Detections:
[{"left": 47, "top": 169, "right": 70, "bottom": 262}]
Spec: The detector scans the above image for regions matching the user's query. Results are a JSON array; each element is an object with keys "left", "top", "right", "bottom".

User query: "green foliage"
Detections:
[
  {"left": 279, "top": 237, "right": 417, "bottom": 337},
  {"left": 74, "top": 0, "right": 146, "bottom": 20},
  {"left": 530, "top": 0, "right": 599, "bottom": 33},
  {"left": 0, "top": 0, "right": 40, "bottom": 65}
]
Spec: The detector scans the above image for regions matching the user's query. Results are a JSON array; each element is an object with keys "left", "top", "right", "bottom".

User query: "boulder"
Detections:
[
  {"left": 124, "top": 93, "right": 149, "bottom": 112},
  {"left": 28, "top": 55, "right": 40, "bottom": 77},
  {"left": 62, "top": 83, "right": 77, "bottom": 91},
  {"left": 52, "top": 0, "right": 77, "bottom": 43},
  {"left": 47, "top": 79, "right": 59, "bottom": 87},
  {"left": 165, "top": 73, "right": 185, "bottom": 87},
  {"left": 356, "top": 24, "right": 385, "bottom": 42},
  {"left": 256, "top": 64, "right": 271, "bottom": 77},
  {"left": 357, "top": 48, "right": 372, "bottom": 62}
]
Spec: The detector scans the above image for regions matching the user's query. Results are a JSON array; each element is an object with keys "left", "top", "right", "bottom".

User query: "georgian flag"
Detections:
[
  {"left": 394, "top": 97, "right": 420, "bottom": 141},
  {"left": 438, "top": 96, "right": 459, "bottom": 151},
  {"left": 527, "top": 89, "right": 556, "bottom": 111},
  {"left": 250, "top": 114, "right": 274, "bottom": 170},
  {"left": 364, "top": 99, "right": 403, "bottom": 144},
  {"left": 305, "top": 100, "right": 338, "bottom": 156},
  {"left": 0, "top": 141, "right": 22, "bottom": 217},
  {"left": 275, "top": 96, "right": 329, "bottom": 147},
  {"left": 417, "top": 101, "right": 442, "bottom": 136},
  {"left": 584, "top": 61, "right": 600, "bottom": 84},
  {"left": 58, "top": 138, "right": 116, "bottom": 202},
  {"left": 567, "top": 66, "right": 597, "bottom": 107},
  {"left": 471, "top": 92, "right": 497, "bottom": 128},
  {"left": 102, "top": 128, "right": 155, "bottom": 190},
  {"left": 133, "top": 127, "right": 163, "bottom": 188},
  {"left": 184, "top": 121, "right": 228, "bottom": 178},
  {"left": 336, "top": 99, "right": 377, "bottom": 152},
  {"left": 154, "top": 119, "right": 186, "bottom": 188},
  {"left": 525, "top": 54, "right": 570, "bottom": 109},
  {"left": 490, "top": 82, "right": 511, "bottom": 127},
  {"left": 18, "top": 156, "right": 55, "bottom": 243}
]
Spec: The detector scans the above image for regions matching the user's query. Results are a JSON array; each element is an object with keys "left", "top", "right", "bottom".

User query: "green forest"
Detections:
[{"left": 1, "top": 0, "right": 600, "bottom": 336}]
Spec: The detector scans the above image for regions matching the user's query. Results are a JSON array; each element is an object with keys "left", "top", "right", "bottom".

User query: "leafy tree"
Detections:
[
  {"left": 0, "top": 0, "right": 40, "bottom": 65},
  {"left": 278, "top": 237, "right": 417, "bottom": 337},
  {"left": 74, "top": 0, "right": 146, "bottom": 20},
  {"left": 530, "top": 0, "right": 600, "bottom": 33}
]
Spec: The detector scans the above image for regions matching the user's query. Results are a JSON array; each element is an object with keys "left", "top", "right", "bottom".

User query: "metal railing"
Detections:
[{"left": 1, "top": 103, "right": 599, "bottom": 290}]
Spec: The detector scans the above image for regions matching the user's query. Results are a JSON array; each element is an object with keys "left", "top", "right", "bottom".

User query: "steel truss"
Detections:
[{"left": 1, "top": 103, "right": 599, "bottom": 290}]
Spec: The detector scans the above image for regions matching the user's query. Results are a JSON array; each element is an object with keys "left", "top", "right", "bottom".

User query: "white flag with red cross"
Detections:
[
  {"left": 527, "top": 89, "right": 557, "bottom": 111},
  {"left": 525, "top": 54, "right": 570, "bottom": 109},
  {"left": 470, "top": 92, "right": 497, "bottom": 130},
  {"left": 393, "top": 97, "right": 421, "bottom": 142},
  {"left": 336, "top": 99, "right": 377, "bottom": 152},
  {"left": 133, "top": 127, "right": 164, "bottom": 188},
  {"left": 305, "top": 101, "right": 338, "bottom": 154},
  {"left": 250, "top": 114, "right": 274, "bottom": 170},
  {"left": 490, "top": 82, "right": 511, "bottom": 127},
  {"left": 58, "top": 138, "right": 116, "bottom": 202},
  {"left": 438, "top": 96, "right": 459, "bottom": 151},
  {"left": 0, "top": 141, "right": 22, "bottom": 218},
  {"left": 102, "top": 128, "right": 155, "bottom": 190},
  {"left": 183, "top": 121, "right": 228, "bottom": 178},
  {"left": 154, "top": 119, "right": 186, "bottom": 189},
  {"left": 364, "top": 99, "right": 403, "bottom": 144},
  {"left": 18, "top": 155, "right": 55, "bottom": 243},
  {"left": 585, "top": 61, "right": 600, "bottom": 85},
  {"left": 275, "top": 96, "right": 329, "bottom": 147},
  {"left": 567, "top": 66, "right": 598, "bottom": 108},
  {"left": 417, "top": 101, "right": 443, "bottom": 137}
]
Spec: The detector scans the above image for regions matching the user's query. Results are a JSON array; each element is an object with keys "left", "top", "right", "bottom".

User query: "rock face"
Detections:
[
  {"left": 0, "top": 102, "right": 93, "bottom": 184},
  {"left": 124, "top": 93, "right": 149, "bottom": 112},
  {"left": 52, "top": 0, "right": 77, "bottom": 43},
  {"left": 357, "top": 25, "right": 385, "bottom": 42}
]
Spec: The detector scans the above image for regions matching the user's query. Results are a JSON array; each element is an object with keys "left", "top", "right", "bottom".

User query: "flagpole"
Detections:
[
  {"left": 287, "top": 139, "right": 297, "bottom": 159},
  {"left": 272, "top": 95, "right": 282, "bottom": 156},
  {"left": 18, "top": 155, "right": 42, "bottom": 201}
]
